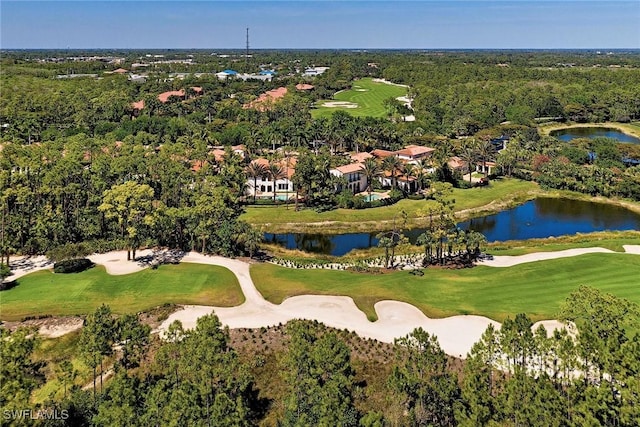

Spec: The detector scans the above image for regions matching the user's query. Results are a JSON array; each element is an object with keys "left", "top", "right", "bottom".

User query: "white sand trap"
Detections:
[
  {"left": 322, "top": 101, "right": 359, "bottom": 109},
  {"left": 9, "top": 246, "right": 638, "bottom": 351},
  {"left": 354, "top": 89, "right": 368, "bottom": 92},
  {"left": 480, "top": 247, "right": 615, "bottom": 268},
  {"left": 623, "top": 245, "right": 640, "bottom": 254}
]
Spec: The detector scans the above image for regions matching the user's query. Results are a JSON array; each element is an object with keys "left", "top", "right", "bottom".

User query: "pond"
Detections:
[
  {"left": 264, "top": 198, "right": 640, "bottom": 256},
  {"left": 550, "top": 127, "right": 640, "bottom": 144}
]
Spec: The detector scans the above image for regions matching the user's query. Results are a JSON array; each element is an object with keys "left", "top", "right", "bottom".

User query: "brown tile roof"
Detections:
[
  {"left": 371, "top": 149, "right": 395, "bottom": 158},
  {"left": 113, "top": 68, "right": 128, "bottom": 74},
  {"left": 295, "top": 83, "right": 314, "bottom": 90},
  {"left": 333, "top": 163, "right": 364, "bottom": 174},
  {"left": 131, "top": 100, "right": 145, "bottom": 110},
  {"left": 448, "top": 156, "right": 468, "bottom": 170},
  {"left": 394, "top": 144, "right": 436, "bottom": 157},
  {"left": 243, "top": 87, "right": 288, "bottom": 110},
  {"left": 210, "top": 149, "right": 226, "bottom": 162},
  {"left": 158, "top": 90, "right": 185, "bottom": 103},
  {"left": 250, "top": 158, "right": 270, "bottom": 168},
  {"left": 191, "top": 160, "right": 207, "bottom": 172},
  {"left": 350, "top": 152, "right": 373, "bottom": 163}
]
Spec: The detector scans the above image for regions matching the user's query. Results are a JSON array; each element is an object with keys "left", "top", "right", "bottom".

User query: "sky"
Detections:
[{"left": 1, "top": 1, "right": 639, "bottom": 49}]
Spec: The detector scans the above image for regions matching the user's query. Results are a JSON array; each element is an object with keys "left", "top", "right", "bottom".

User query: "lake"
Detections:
[
  {"left": 550, "top": 127, "right": 640, "bottom": 144},
  {"left": 264, "top": 198, "right": 640, "bottom": 256}
]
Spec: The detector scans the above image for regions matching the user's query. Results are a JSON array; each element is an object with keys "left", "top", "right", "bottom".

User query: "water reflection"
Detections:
[
  {"left": 265, "top": 198, "right": 640, "bottom": 256},
  {"left": 550, "top": 127, "right": 640, "bottom": 144}
]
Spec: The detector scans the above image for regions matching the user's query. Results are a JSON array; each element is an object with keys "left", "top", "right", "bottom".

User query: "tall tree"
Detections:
[{"left": 98, "top": 181, "right": 154, "bottom": 261}]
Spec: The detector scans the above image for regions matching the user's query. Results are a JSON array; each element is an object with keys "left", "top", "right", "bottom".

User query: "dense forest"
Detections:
[
  {"left": 2, "top": 50, "right": 640, "bottom": 264},
  {"left": 2, "top": 286, "right": 639, "bottom": 426},
  {"left": 1, "top": 50, "right": 640, "bottom": 426}
]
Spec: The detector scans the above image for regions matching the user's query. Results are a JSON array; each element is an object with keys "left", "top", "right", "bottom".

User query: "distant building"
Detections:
[
  {"left": 243, "top": 87, "right": 288, "bottom": 111},
  {"left": 295, "top": 83, "right": 315, "bottom": 91},
  {"left": 303, "top": 66, "right": 329, "bottom": 76}
]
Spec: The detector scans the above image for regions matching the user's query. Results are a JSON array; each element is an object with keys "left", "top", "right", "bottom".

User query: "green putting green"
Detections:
[
  {"left": 0, "top": 263, "right": 244, "bottom": 321},
  {"left": 312, "top": 77, "right": 407, "bottom": 118},
  {"left": 251, "top": 253, "right": 640, "bottom": 322}
]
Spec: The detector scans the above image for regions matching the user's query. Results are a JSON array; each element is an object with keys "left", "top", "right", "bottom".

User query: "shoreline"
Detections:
[
  {"left": 538, "top": 121, "right": 640, "bottom": 139},
  {"left": 251, "top": 188, "right": 640, "bottom": 235}
]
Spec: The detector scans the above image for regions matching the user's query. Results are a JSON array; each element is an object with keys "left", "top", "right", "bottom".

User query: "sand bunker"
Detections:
[
  {"left": 321, "top": 101, "right": 359, "bottom": 109},
  {"left": 8, "top": 246, "right": 638, "bottom": 354}
]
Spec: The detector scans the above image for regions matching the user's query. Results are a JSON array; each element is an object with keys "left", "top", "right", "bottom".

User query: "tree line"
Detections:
[{"left": 1, "top": 286, "right": 638, "bottom": 425}]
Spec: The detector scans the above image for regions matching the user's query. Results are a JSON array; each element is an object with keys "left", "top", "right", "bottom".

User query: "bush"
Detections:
[
  {"left": 53, "top": 258, "right": 94, "bottom": 274},
  {"left": 407, "top": 194, "right": 425, "bottom": 200},
  {"left": 456, "top": 180, "right": 474, "bottom": 189}
]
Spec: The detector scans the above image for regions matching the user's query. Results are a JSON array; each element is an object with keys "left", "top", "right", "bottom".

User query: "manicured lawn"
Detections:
[
  {"left": 311, "top": 78, "right": 407, "bottom": 119},
  {"left": 242, "top": 179, "right": 540, "bottom": 232},
  {"left": 251, "top": 253, "right": 640, "bottom": 322},
  {"left": 0, "top": 264, "right": 244, "bottom": 321}
]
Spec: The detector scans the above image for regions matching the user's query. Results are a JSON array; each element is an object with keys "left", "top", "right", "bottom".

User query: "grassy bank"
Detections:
[
  {"left": 539, "top": 121, "right": 640, "bottom": 139},
  {"left": 311, "top": 78, "right": 407, "bottom": 119},
  {"left": 243, "top": 179, "right": 540, "bottom": 233},
  {"left": 251, "top": 253, "right": 640, "bottom": 322},
  {"left": 0, "top": 264, "right": 244, "bottom": 321},
  {"left": 243, "top": 178, "right": 640, "bottom": 234}
]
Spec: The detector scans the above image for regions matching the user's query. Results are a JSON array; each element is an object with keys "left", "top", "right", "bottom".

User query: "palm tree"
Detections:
[
  {"left": 383, "top": 155, "right": 402, "bottom": 189},
  {"left": 268, "top": 163, "right": 286, "bottom": 203},
  {"left": 460, "top": 140, "right": 478, "bottom": 183},
  {"left": 359, "top": 157, "right": 383, "bottom": 201},
  {"left": 414, "top": 158, "right": 431, "bottom": 192},
  {"left": 476, "top": 138, "right": 494, "bottom": 178},
  {"left": 246, "top": 162, "right": 268, "bottom": 203},
  {"left": 401, "top": 163, "right": 416, "bottom": 193}
]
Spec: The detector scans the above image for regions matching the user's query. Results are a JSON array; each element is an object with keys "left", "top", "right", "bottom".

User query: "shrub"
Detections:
[
  {"left": 407, "top": 194, "right": 425, "bottom": 200},
  {"left": 53, "top": 258, "right": 95, "bottom": 274}
]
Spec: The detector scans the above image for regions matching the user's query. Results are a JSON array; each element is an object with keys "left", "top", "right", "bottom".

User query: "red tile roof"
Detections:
[
  {"left": 394, "top": 144, "right": 435, "bottom": 158},
  {"left": 158, "top": 90, "right": 185, "bottom": 103},
  {"left": 333, "top": 163, "right": 364, "bottom": 174},
  {"left": 243, "top": 87, "right": 288, "bottom": 110},
  {"left": 448, "top": 156, "right": 467, "bottom": 170},
  {"left": 210, "top": 148, "right": 226, "bottom": 162},
  {"left": 191, "top": 86, "right": 203, "bottom": 93},
  {"left": 113, "top": 68, "right": 128, "bottom": 74},
  {"left": 131, "top": 100, "right": 145, "bottom": 110},
  {"left": 371, "top": 149, "right": 395, "bottom": 158},
  {"left": 350, "top": 152, "right": 373, "bottom": 163},
  {"left": 191, "top": 160, "right": 207, "bottom": 172}
]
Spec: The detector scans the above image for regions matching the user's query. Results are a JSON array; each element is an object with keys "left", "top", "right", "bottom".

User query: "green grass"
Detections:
[
  {"left": 31, "top": 330, "right": 94, "bottom": 403},
  {"left": 311, "top": 78, "right": 407, "bottom": 119},
  {"left": 0, "top": 263, "right": 244, "bottom": 321},
  {"left": 251, "top": 253, "right": 640, "bottom": 323},
  {"left": 242, "top": 179, "right": 539, "bottom": 233}
]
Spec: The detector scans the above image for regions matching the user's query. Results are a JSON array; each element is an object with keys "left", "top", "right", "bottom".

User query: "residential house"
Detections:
[
  {"left": 330, "top": 163, "right": 367, "bottom": 194},
  {"left": 476, "top": 161, "right": 497, "bottom": 176},
  {"left": 394, "top": 144, "right": 435, "bottom": 164},
  {"left": 243, "top": 87, "right": 288, "bottom": 111},
  {"left": 448, "top": 156, "right": 469, "bottom": 174},
  {"left": 245, "top": 157, "right": 297, "bottom": 200},
  {"left": 303, "top": 67, "right": 329, "bottom": 76},
  {"left": 295, "top": 83, "right": 314, "bottom": 91}
]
